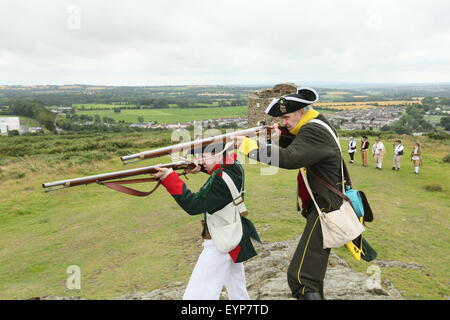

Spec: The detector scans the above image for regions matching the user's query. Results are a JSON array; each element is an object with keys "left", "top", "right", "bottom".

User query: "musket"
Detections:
[
  {"left": 42, "top": 160, "right": 196, "bottom": 196},
  {"left": 120, "top": 125, "right": 276, "bottom": 164}
]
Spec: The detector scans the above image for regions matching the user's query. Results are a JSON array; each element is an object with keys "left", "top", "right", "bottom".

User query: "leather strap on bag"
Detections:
[
  {"left": 308, "top": 170, "right": 351, "bottom": 202},
  {"left": 99, "top": 177, "right": 161, "bottom": 197},
  {"left": 221, "top": 171, "right": 248, "bottom": 217}
]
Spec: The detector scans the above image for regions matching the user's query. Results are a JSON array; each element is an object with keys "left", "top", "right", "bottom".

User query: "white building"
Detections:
[{"left": 0, "top": 117, "right": 21, "bottom": 135}]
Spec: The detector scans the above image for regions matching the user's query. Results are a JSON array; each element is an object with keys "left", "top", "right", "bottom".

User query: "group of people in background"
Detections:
[{"left": 348, "top": 136, "right": 423, "bottom": 174}]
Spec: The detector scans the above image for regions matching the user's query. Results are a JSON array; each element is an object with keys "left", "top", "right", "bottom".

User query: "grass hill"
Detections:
[{"left": 0, "top": 132, "right": 448, "bottom": 299}]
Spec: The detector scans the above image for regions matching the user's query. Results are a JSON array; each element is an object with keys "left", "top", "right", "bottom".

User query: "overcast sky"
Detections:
[{"left": 1, "top": 0, "right": 449, "bottom": 86}]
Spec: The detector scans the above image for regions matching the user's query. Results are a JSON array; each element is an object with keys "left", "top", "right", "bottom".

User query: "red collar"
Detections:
[{"left": 207, "top": 153, "right": 237, "bottom": 175}]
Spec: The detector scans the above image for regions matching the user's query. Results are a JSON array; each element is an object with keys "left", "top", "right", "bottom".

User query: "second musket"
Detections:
[{"left": 120, "top": 125, "right": 273, "bottom": 164}]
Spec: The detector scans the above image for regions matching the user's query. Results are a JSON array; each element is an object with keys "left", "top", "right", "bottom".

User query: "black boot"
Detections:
[{"left": 304, "top": 292, "right": 323, "bottom": 300}]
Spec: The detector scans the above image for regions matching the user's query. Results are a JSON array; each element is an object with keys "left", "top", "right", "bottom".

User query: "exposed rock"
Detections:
[
  {"left": 28, "top": 295, "right": 87, "bottom": 300},
  {"left": 371, "top": 260, "right": 424, "bottom": 270},
  {"left": 115, "top": 238, "right": 404, "bottom": 300}
]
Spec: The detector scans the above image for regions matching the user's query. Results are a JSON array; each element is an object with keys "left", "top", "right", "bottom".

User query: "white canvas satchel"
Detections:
[
  {"left": 206, "top": 171, "right": 246, "bottom": 253},
  {"left": 302, "top": 119, "right": 365, "bottom": 249}
]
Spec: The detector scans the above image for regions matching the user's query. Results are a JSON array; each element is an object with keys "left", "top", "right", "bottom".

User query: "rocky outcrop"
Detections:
[{"left": 116, "top": 238, "right": 404, "bottom": 300}]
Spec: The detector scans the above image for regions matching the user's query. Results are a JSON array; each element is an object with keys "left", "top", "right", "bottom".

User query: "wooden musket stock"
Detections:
[{"left": 42, "top": 161, "right": 196, "bottom": 196}]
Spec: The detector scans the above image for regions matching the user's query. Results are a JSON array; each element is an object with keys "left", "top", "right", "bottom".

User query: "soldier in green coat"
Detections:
[
  {"left": 233, "top": 87, "right": 343, "bottom": 300},
  {"left": 152, "top": 145, "right": 260, "bottom": 300}
]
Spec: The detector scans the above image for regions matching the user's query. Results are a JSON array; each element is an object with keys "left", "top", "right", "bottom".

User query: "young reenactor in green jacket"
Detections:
[{"left": 152, "top": 146, "right": 260, "bottom": 300}]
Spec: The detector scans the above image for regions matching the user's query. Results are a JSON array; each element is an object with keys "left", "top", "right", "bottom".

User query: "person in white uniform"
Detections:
[
  {"left": 392, "top": 140, "right": 404, "bottom": 171},
  {"left": 348, "top": 137, "right": 357, "bottom": 163},
  {"left": 372, "top": 139, "right": 385, "bottom": 170},
  {"left": 411, "top": 142, "right": 422, "bottom": 174}
]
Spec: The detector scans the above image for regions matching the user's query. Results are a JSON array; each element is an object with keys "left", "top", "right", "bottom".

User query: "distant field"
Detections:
[
  {"left": 20, "top": 117, "right": 41, "bottom": 127},
  {"left": 314, "top": 100, "right": 421, "bottom": 110},
  {"left": 75, "top": 106, "right": 247, "bottom": 123},
  {"left": 425, "top": 115, "right": 444, "bottom": 125},
  {"left": 74, "top": 104, "right": 138, "bottom": 110},
  {"left": 326, "top": 91, "right": 352, "bottom": 95},
  {"left": 74, "top": 102, "right": 221, "bottom": 110}
]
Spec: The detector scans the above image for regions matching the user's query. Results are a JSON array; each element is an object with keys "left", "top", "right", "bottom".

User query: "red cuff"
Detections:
[{"left": 161, "top": 171, "right": 185, "bottom": 195}]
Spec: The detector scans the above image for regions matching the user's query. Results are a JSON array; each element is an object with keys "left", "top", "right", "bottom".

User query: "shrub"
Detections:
[
  {"left": 76, "top": 152, "right": 112, "bottom": 164},
  {"left": 7, "top": 130, "right": 20, "bottom": 136},
  {"left": 9, "top": 170, "right": 26, "bottom": 179},
  {"left": 115, "top": 149, "right": 133, "bottom": 157},
  {"left": 426, "top": 131, "right": 450, "bottom": 140},
  {"left": 338, "top": 129, "right": 382, "bottom": 138},
  {"left": 443, "top": 154, "right": 450, "bottom": 163},
  {"left": 111, "top": 141, "right": 135, "bottom": 149},
  {"left": 423, "top": 184, "right": 443, "bottom": 192}
]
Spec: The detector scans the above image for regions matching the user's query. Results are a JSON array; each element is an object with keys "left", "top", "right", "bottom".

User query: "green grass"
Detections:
[
  {"left": 73, "top": 104, "right": 136, "bottom": 110},
  {"left": 424, "top": 115, "right": 444, "bottom": 125},
  {"left": 75, "top": 106, "right": 247, "bottom": 123},
  {"left": 0, "top": 133, "right": 449, "bottom": 299},
  {"left": 20, "top": 116, "right": 41, "bottom": 127}
]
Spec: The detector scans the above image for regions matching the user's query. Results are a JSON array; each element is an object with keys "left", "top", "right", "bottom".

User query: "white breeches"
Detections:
[{"left": 183, "top": 239, "right": 250, "bottom": 300}]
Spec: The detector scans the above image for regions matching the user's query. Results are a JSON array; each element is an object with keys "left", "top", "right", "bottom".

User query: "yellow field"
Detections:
[
  {"left": 352, "top": 95, "right": 369, "bottom": 98},
  {"left": 326, "top": 91, "right": 351, "bottom": 95},
  {"left": 314, "top": 100, "right": 420, "bottom": 110},
  {"left": 331, "top": 105, "right": 377, "bottom": 110}
]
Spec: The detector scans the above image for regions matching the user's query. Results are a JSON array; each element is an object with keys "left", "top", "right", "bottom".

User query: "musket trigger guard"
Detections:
[{"left": 181, "top": 170, "right": 189, "bottom": 180}]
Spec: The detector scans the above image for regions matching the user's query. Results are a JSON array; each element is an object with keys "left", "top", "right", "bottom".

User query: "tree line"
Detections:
[{"left": 5, "top": 99, "right": 56, "bottom": 131}]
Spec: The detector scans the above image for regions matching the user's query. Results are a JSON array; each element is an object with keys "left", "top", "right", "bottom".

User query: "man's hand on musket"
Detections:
[
  {"left": 151, "top": 166, "right": 171, "bottom": 180},
  {"left": 151, "top": 162, "right": 203, "bottom": 180},
  {"left": 230, "top": 136, "right": 246, "bottom": 149},
  {"left": 189, "top": 160, "right": 203, "bottom": 174},
  {"left": 231, "top": 124, "right": 281, "bottom": 148},
  {"left": 269, "top": 123, "right": 282, "bottom": 139}
]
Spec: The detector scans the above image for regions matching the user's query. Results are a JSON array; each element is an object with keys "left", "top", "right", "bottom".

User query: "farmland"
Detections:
[
  {"left": 74, "top": 106, "right": 247, "bottom": 124},
  {"left": 314, "top": 100, "right": 421, "bottom": 110}
]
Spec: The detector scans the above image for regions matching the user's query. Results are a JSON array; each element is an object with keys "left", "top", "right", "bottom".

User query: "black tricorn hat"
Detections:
[{"left": 264, "top": 87, "right": 319, "bottom": 117}]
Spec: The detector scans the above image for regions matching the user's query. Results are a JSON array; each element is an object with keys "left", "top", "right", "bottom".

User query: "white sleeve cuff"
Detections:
[{"left": 160, "top": 168, "right": 174, "bottom": 181}]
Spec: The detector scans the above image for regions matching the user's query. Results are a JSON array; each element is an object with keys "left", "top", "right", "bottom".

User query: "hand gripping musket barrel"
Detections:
[
  {"left": 120, "top": 125, "right": 275, "bottom": 164},
  {"left": 42, "top": 161, "right": 196, "bottom": 196}
]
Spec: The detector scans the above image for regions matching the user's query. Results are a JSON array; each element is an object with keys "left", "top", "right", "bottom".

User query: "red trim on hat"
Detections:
[{"left": 161, "top": 172, "right": 184, "bottom": 195}]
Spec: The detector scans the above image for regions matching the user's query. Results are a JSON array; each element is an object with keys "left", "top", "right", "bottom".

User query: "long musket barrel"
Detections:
[
  {"left": 42, "top": 160, "right": 194, "bottom": 191},
  {"left": 120, "top": 125, "right": 272, "bottom": 164}
]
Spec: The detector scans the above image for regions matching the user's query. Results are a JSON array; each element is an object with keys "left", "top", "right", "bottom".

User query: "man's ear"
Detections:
[{"left": 298, "top": 109, "right": 306, "bottom": 118}]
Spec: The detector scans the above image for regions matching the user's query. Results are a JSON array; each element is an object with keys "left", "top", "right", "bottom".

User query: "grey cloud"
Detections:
[{"left": 0, "top": 0, "right": 449, "bottom": 85}]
